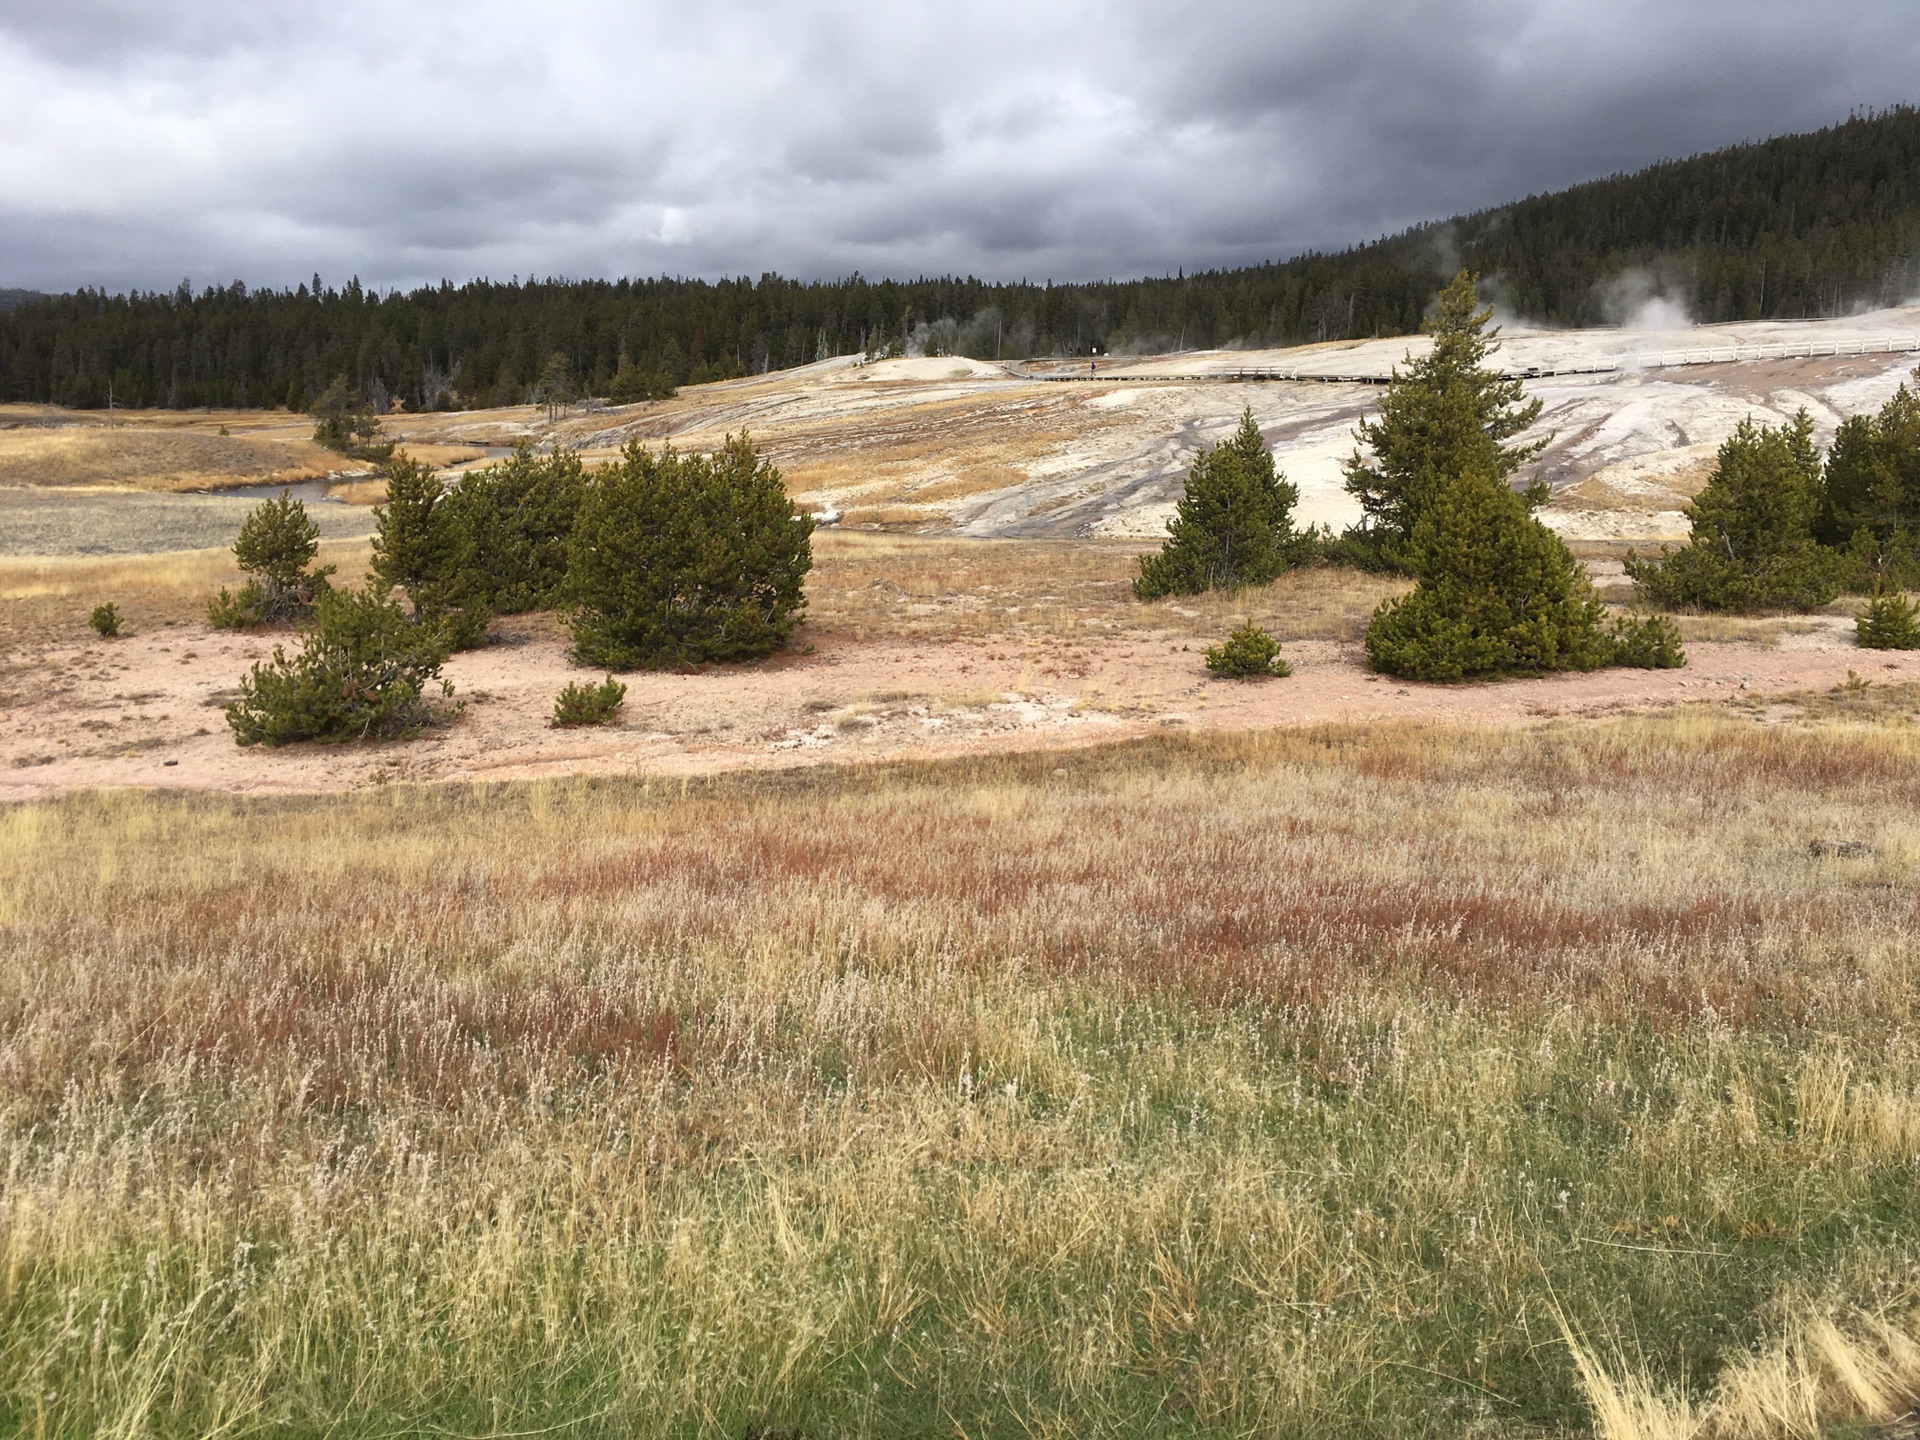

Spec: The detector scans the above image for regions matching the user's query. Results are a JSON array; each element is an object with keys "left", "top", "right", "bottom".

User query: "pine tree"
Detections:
[
  {"left": 440, "top": 443, "right": 587, "bottom": 613},
  {"left": 1341, "top": 271, "right": 1546, "bottom": 570},
  {"left": 535, "top": 352, "right": 574, "bottom": 422},
  {"left": 369, "top": 457, "right": 453, "bottom": 616},
  {"left": 1364, "top": 470, "right": 1613, "bottom": 681},
  {"left": 565, "top": 432, "right": 813, "bottom": 669},
  {"left": 1134, "top": 407, "right": 1305, "bottom": 599},
  {"left": 208, "top": 491, "right": 336, "bottom": 628},
  {"left": 1822, "top": 370, "right": 1920, "bottom": 584},
  {"left": 1625, "top": 411, "right": 1842, "bottom": 612},
  {"left": 1856, "top": 585, "right": 1920, "bottom": 649}
]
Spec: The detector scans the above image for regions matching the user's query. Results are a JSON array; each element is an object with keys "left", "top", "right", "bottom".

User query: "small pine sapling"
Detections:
[
  {"left": 1606, "top": 612, "right": 1687, "bottom": 668},
  {"left": 1135, "top": 407, "right": 1306, "bottom": 599},
  {"left": 88, "top": 602, "right": 122, "bottom": 638},
  {"left": 1856, "top": 586, "right": 1920, "bottom": 650},
  {"left": 208, "top": 491, "right": 335, "bottom": 629},
  {"left": 552, "top": 676, "right": 628, "bottom": 727},
  {"left": 1204, "top": 621, "right": 1292, "bottom": 678}
]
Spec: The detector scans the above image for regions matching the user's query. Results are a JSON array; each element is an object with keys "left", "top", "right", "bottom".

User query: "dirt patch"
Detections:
[{"left": 6, "top": 618, "right": 1916, "bottom": 801}]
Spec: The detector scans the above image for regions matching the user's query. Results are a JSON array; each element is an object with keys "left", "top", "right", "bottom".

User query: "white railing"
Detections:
[
  {"left": 1629, "top": 335, "right": 1920, "bottom": 370},
  {"left": 1002, "top": 335, "right": 1920, "bottom": 385}
]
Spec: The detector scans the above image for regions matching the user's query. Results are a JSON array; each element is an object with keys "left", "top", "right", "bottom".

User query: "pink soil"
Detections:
[{"left": 5, "top": 625, "right": 1915, "bottom": 801}]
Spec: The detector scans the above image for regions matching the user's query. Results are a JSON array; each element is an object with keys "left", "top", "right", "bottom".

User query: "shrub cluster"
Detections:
[
  {"left": 208, "top": 491, "right": 335, "bottom": 629},
  {"left": 552, "top": 676, "right": 627, "bottom": 727},
  {"left": 1625, "top": 412, "right": 1842, "bottom": 612},
  {"left": 1245, "top": 271, "right": 1689, "bottom": 682},
  {"left": 1621, "top": 372, "right": 1920, "bottom": 615},
  {"left": 566, "top": 432, "right": 813, "bottom": 669},
  {"left": 225, "top": 589, "right": 456, "bottom": 746},
  {"left": 1204, "top": 622, "right": 1292, "bottom": 678},
  {"left": 1825, "top": 376, "right": 1920, "bottom": 586},
  {"left": 371, "top": 433, "right": 811, "bottom": 672},
  {"left": 208, "top": 431, "right": 810, "bottom": 750},
  {"left": 368, "top": 444, "right": 588, "bottom": 649},
  {"left": 1606, "top": 612, "right": 1688, "bottom": 669}
]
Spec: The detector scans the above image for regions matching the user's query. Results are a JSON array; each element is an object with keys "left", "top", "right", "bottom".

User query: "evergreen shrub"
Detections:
[
  {"left": 367, "top": 456, "right": 491, "bottom": 650},
  {"left": 440, "top": 444, "right": 586, "bottom": 613},
  {"left": 1364, "top": 470, "right": 1614, "bottom": 682},
  {"left": 1856, "top": 588, "right": 1920, "bottom": 649},
  {"left": 369, "top": 457, "right": 454, "bottom": 612},
  {"left": 1204, "top": 622, "right": 1292, "bottom": 679},
  {"left": 565, "top": 432, "right": 812, "bottom": 670},
  {"left": 1836, "top": 528, "right": 1920, "bottom": 595},
  {"left": 1625, "top": 413, "right": 1842, "bottom": 612},
  {"left": 552, "top": 676, "right": 628, "bottom": 727},
  {"left": 368, "top": 444, "right": 585, "bottom": 630},
  {"left": 88, "top": 603, "right": 121, "bottom": 638},
  {"left": 225, "top": 589, "right": 455, "bottom": 746},
  {"left": 207, "top": 492, "right": 334, "bottom": 629},
  {"left": 1821, "top": 372, "right": 1920, "bottom": 557},
  {"left": 1135, "top": 408, "right": 1309, "bottom": 599},
  {"left": 1606, "top": 612, "right": 1687, "bottom": 668}
]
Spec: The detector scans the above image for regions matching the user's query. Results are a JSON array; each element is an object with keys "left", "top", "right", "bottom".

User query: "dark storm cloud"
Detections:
[{"left": 1, "top": 0, "right": 1916, "bottom": 292}]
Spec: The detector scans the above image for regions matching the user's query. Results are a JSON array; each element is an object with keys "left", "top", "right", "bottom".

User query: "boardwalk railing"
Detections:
[{"left": 1002, "top": 335, "right": 1920, "bottom": 386}]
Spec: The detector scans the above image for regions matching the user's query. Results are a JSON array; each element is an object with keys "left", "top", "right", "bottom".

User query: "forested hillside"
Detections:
[{"left": 4, "top": 107, "right": 1917, "bottom": 411}]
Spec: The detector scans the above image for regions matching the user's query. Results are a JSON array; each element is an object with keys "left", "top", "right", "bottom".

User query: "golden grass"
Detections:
[
  {"left": 806, "top": 532, "right": 1410, "bottom": 643},
  {"left": 3, "top": 718, "right": 1920, "bottom": 1434},
  {"left": 0, "top": 538, "right": 374, "bottom": 645},
  {"left": 323, "top": 478, "right": 388, "bottom": 505},
  {"left": 1568, "top": 1303, "right": 1920, "bottom": 1440},
  {"left": 0, "top": 537, "right": 372, "bottom": 604},
  {"left": 391, "top": 442, "right": 486, "bottom": 469},
  {"left": 0, "top": 424, "right": 333, "bottom": 491}
]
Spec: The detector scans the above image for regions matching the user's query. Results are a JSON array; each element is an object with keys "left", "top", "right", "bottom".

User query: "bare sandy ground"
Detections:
[{"left": 5, "top": 622, "right": 1911, "bottom": 801}]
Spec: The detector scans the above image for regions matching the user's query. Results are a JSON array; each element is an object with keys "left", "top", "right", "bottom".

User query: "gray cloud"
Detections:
[{"left": 0, "top": 0, "right": 1916, "bottom": 292}]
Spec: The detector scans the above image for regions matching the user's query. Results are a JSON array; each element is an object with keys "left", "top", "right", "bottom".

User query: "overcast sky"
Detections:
[{"left": 1, "top": 1, "right": 1916, "bottom": 295}]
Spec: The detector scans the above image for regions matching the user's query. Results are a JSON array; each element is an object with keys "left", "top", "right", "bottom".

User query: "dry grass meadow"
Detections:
[
  {"left": 4, "top": 389, "right": 1920, "bottom": 1435},
  {"left": 4, "top": 713, "right": 1920, "bottom": 1437},
  {"left": 0, "top": 408, "right": 338, "bottom": 492}
]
